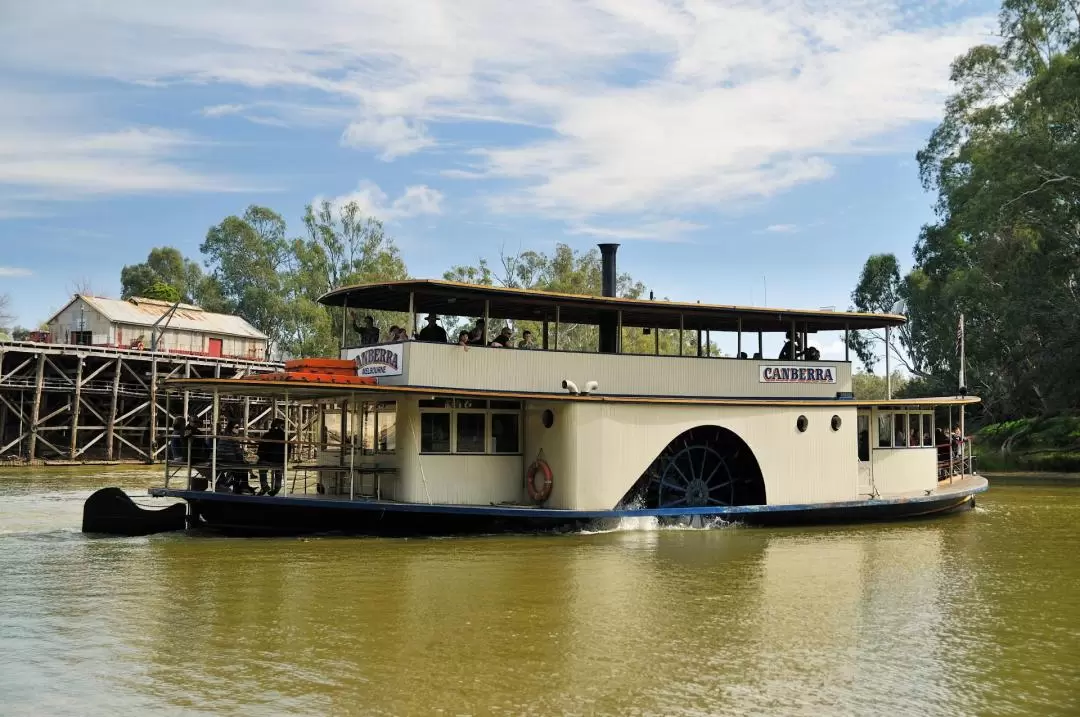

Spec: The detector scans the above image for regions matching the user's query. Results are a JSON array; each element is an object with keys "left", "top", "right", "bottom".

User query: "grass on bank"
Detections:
[{"left": 974, "top": 416, "right": 1080, "bottom": 473}]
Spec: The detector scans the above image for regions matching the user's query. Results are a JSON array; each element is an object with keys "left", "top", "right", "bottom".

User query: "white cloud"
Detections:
[
  {"left": 0, "top": 1, "right": 995, "bottom": 216},
  {"left": 764, "top": 223, "right": 798, "bottom": 233},
  {"left": 201, "top": 103, "right": 245, "bottom": 117},
  {"left": 568, "top": 219, "right": 704, "bottom": 242},
  {"left": 325, "top": 181, "right": 444, "bottom": 222},
  {"left": 341, "top": 117, "right": 435, "bottom": 160},
  {"left": 0, "top": 267, "right": 33, "bottom": 277},
  {"left": 0, "top": 90, "right": 259, "bottom": 199}
]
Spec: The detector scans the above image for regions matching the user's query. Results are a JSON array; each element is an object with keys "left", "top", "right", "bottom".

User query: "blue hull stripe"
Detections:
[{"left": 152, "top": 478, "right": 987, "bottom": 520}]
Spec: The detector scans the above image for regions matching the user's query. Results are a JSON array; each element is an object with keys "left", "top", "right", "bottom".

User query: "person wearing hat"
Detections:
[{"left": 416, "top": 314, "right": 448, "bottom": 343}]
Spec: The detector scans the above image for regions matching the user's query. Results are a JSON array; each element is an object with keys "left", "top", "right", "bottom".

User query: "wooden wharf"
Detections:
[{"left": 0, "top": 341, "right": 300, "bottom": 463}]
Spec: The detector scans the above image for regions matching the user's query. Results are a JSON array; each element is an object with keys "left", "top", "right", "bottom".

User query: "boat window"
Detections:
[
  {"left": 377, "top": 408, "right": 396, "bottom": 452},
  {"left": 922, "top": 414, "right": 933, "bottom": 446},
  {"left": 420, "top": 413, "right": 451, "bottom": 453},
  {"left": 857, "top": 414, "right": 870, "bottom": 461},
  {"left": 877, "top": 413, "right": 892, "bottom": 448},
  {"left": 909, "top": 413, "right": 921, "bottom": 447},
  {"left": 455, "top": 413, "right": 486, "bottom": 453},
  {"left": 894, "top": 414, "right": 908, "bottom": 447},
  {"left": 490, "top": 413, "right": 520, "bottom": 453}
]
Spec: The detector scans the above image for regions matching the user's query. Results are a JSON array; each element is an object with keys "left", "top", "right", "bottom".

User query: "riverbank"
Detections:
[
  {"left": 974, "top": 416, "right": 1080, "bottom": 473},
  {"left": 982, "top": 471, "right": 1080, "bottom": 485}
]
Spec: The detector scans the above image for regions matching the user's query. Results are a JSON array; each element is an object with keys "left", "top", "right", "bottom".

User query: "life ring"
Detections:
[{"left": 526, "top": 459, "right": 553, "bottom": 503}]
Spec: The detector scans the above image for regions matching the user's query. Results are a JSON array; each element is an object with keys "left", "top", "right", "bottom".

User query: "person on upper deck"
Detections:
[
  {"left": 779, "top": 330, "right": 802, "bottom": 360},
  {"left": 387, "top": 325, "right": 410, "bottom": 342},
  {"left": 488, "top": 327, "right": 513, "bottom": 348},
  {"left": 354, "top": 315, "right": 380, "bottom": 345},
  {"left": 517, "top": 330, "right": 537, "bottom": 349},
  {"left": 417, "top": 314, "right": 448, "bottom": 343},
  {"left": 467, "top": 319, "right": 486, "bottom": 346}
]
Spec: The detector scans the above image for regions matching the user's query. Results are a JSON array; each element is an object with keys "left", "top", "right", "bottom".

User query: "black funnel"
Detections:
[{"left": 598, "top": 243, "right": 619, "bottom": 353}]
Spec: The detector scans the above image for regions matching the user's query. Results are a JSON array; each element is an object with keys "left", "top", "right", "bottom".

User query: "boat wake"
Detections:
[{"left": 579, "top": 514, "right": 736, "bottom": 535}]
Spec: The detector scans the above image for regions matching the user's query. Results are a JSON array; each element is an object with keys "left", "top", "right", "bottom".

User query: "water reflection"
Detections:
[{"left": 2, "top": 476, "right": 1079, "bottom": 716}]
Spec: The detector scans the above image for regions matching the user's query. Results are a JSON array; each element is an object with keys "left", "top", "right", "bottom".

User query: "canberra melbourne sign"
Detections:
[
  {"left": 759, "top": 365, "right": 837, "bottom": 384},
  {"left": 354, "top": 345, "right": 404, "bottom": 377}
]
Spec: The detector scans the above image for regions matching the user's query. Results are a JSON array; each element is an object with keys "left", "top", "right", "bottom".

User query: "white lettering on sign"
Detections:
[
  {"left": 759, "top": 365, "right": 837, "bottom": 383},
  {"left": 353, "top": 344, "right": 404, "bottom": 378}
]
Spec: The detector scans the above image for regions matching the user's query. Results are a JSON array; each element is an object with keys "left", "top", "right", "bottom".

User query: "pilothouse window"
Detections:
[{"left": 418, "top": 399, "right": 522, "bottom": 455}]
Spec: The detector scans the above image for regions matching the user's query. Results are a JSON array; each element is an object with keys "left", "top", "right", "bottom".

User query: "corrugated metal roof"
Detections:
[{"left": 74, "top": 295, "right": 267, "bottom": 339}]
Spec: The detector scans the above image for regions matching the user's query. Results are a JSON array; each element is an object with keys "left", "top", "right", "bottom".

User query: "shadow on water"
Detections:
[{"left": 0, "top": 473, "right": 1078, "bottom": 716}]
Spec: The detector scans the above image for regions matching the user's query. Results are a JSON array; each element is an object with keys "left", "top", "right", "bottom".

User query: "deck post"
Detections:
[
  {"left": 885, "top": 326, "right": 892, "bottom": 399},
  {"left": 679, "top": 314, "right": 684, "bottom": 356},
  {"left": 347, "top": 397, "right": 355, "bottom": 501},
  {"left": 705, "top": 329, "right": 710, "bottom": 357},
  {"left": 757, "top": 331, "right": 763, "bottom": 359},
  {"left": 340, "top": 297, "right": 348, "bottom": 353},
  {"left": 106, "top": 357, "right": 121, "bottom": 460},
  {"left": 790, "top": 320, "right": 797, "bottom": 360},
  {"left": 737, "top": 318, "right": 742, "bottom": 357},
  {"left": 182, "top": 361, "right": 190, "bottom": 428},
  {"left": 696, "top": 329, "right": 702, "bottom": 357},
  {"left": 69, "top": 356, "right": 84, "bottom": 459},
  {"left": 283, "top": 392, "right": 290, "bottom": 495},
  {"left": 483, "top": 299, "right": 490, "bottom": 345},
  {"left": 210, "top": 389, "right": 219, "bottom": 491},
  {"left": 948, "top": 404, "right": 954, "bottom": 481},
  {"left": 616, "top": 310, "right": 623, "bottom": 353},
  {"left": 554, "top": 305, "right": 560, "bottom": 351},
  {"left": 28, "top": 351, "right": 45, "bottom": 459},
  {"left": 542, "top": 319, "right": 549, "bottom": 350},
  {"left": 408, "top": 291, "right": 415, "bottom": 339},
  {"left": 654, "top": 323, "right": 659, "bottom": 355},
  {"left": 149, "top": 357, "right": 158, "bottom": 459},
  {"left": 844, "top": 323, "right": 850, "bottom": 362}
]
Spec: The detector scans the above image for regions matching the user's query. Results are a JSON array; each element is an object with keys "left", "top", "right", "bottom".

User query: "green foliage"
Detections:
[
  {"left": 975, "top": 416, "right": 1080, "bottom": 472},
  {"left": 851, "top": 371, "right": 909, "bottom": 400},
  {"left": 143, "top": 281, "right": 182, "bottom": 303},
  {"left": 855, "top": 0, "right": 1080, "bottom": 420},
  {"left": 121, "top": 247, "right": 209, "bottom": 304}
]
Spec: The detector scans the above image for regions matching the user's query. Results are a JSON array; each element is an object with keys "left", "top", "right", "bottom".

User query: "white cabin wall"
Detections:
[
  {"left": 528, "top": 403, "right": 860, "bottom": 510},
  {"left": 387, "top": 342, "right": 851, "bottom": 399},
  {"left": 870, "top": 449, "right": 937, "bottom": 495},
  {"left": 395, "top": 398, "right": 523, "bottom": 505}
]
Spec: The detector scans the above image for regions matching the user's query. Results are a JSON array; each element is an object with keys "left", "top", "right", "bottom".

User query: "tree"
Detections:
[
  {"left": 854, "top": 0, "right": 1080, "bottom": 420},
  {"left": 144, "top": 281, "right": 182, "bottom": 303},
  {"left": 201, "top": 206, "right": 291, "bottom": 358},
  {"left": 121, "top": 246, "right": 213, "bottom": 305},
  {"left": 0, "top": 293, "right": 13, "bottom": 330}
]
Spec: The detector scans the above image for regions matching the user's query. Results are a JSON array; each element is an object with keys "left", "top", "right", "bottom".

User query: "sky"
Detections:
[{"left": 0, "top": 0, "right": 998, "bottom": 356}]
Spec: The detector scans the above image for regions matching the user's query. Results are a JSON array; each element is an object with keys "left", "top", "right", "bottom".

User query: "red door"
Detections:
[{"left": 208, "top": 338, "right": 223, "bottom": 357}]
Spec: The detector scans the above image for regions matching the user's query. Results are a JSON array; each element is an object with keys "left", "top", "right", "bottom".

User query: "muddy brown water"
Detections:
[{"left": 1, "top": 469, "right": 1078, "bottom": 716}]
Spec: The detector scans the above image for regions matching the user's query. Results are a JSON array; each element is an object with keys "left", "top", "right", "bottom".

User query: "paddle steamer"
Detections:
[{"left": 149, "top": 244, "right": 985, "bottom": 535}]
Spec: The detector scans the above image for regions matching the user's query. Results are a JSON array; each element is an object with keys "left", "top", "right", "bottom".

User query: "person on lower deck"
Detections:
[
  {"left": 257, "top": 418, "right": 286, "bottom": 496},
  {"left": 216, "top": 420, "right": 255, "bottom": 494}
]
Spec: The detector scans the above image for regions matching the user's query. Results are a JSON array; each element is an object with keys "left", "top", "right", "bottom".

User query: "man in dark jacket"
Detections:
[
  {"left": 416, "top": 314, "right": 448, "bottom": 343},
  {"left": 258, "top": 419, "right": 287, "bottom": 496}
]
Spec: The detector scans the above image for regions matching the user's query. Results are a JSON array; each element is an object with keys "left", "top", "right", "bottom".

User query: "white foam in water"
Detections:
[{"left": 580, "top": 514, "right": 736, "bottom": 535}]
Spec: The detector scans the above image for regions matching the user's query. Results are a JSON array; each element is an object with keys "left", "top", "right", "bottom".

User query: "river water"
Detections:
[{"left": 1, "top": 470, "right": 1078, "bottom": 717}]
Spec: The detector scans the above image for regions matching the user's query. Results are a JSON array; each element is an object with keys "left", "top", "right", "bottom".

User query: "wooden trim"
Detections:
[{"left": 162, "top": 376, "right": 981, "bottom": 409}]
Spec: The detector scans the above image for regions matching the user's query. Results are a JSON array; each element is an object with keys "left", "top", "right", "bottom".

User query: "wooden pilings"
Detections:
[{"left": 0, "top": 343, "right": 281, "bottom": 463}]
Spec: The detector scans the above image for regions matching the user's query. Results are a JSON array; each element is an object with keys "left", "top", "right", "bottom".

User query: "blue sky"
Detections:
[{"left": 0, "top": 0, "right": 998, "bottom": 354}]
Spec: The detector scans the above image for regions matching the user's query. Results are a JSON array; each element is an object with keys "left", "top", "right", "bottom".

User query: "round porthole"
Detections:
[
  {"left": 831, "top": 415, "right": 842, "bottom": 431},
  {"left": 797, "top": 415, "right": 808, "bottom": 433},
  {"left": 542, "top": 409, "right": 555, "bottom": 428}
]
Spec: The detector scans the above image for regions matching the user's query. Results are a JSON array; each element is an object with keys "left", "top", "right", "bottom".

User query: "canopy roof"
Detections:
[{"left": 319, "top": 280, "right": 905, "bottom": 333}]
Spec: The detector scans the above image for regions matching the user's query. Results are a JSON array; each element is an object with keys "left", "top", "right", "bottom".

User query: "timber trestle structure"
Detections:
[{"left": 0, "top": 341, "right": 313, "bottom": 463}]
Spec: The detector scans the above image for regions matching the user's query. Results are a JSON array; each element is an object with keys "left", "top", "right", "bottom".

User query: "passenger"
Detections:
[
  {"left": 417, "top": 314, "right": 448, "bottom": 343},
  {"left": 804, "top": 346, "right": 820, "bottom": 361},
  {"left": 457, "top": 330, "right": 471, "bottom": 350},
  {"left": 517, "top": 330, "right": 537, "bottom": 350},
  {"left": 387, "top": 325, "right": 410, "bottom": 342},
  {"left": 354, "top": 315, "right": 380, "bottom": 346},
  {"left": 779, "top": 330, "right": 802, "bottom": 360},
  {"left": 257, "top": 418, "right": 286, "bottom": 496},
  {"left": 468, "top": 319, "right": 486, "bottom": 346},
  {"left": 488, "top": 327, "right": 513, "bottom": 348},
  {"left": 737, "top": 351, "right": 748, "bottom": 359},
  {"left": 217, "top": 420, "right": 254, "bottom": 494}
]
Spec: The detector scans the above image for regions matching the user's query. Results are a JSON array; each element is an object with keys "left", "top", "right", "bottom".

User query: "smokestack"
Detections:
[
  {"left": 599, "top": 243, "right": 619, "bottom": 298},
  {"left": 598, "top": 243, "right": 619, "bottom": 353}
]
